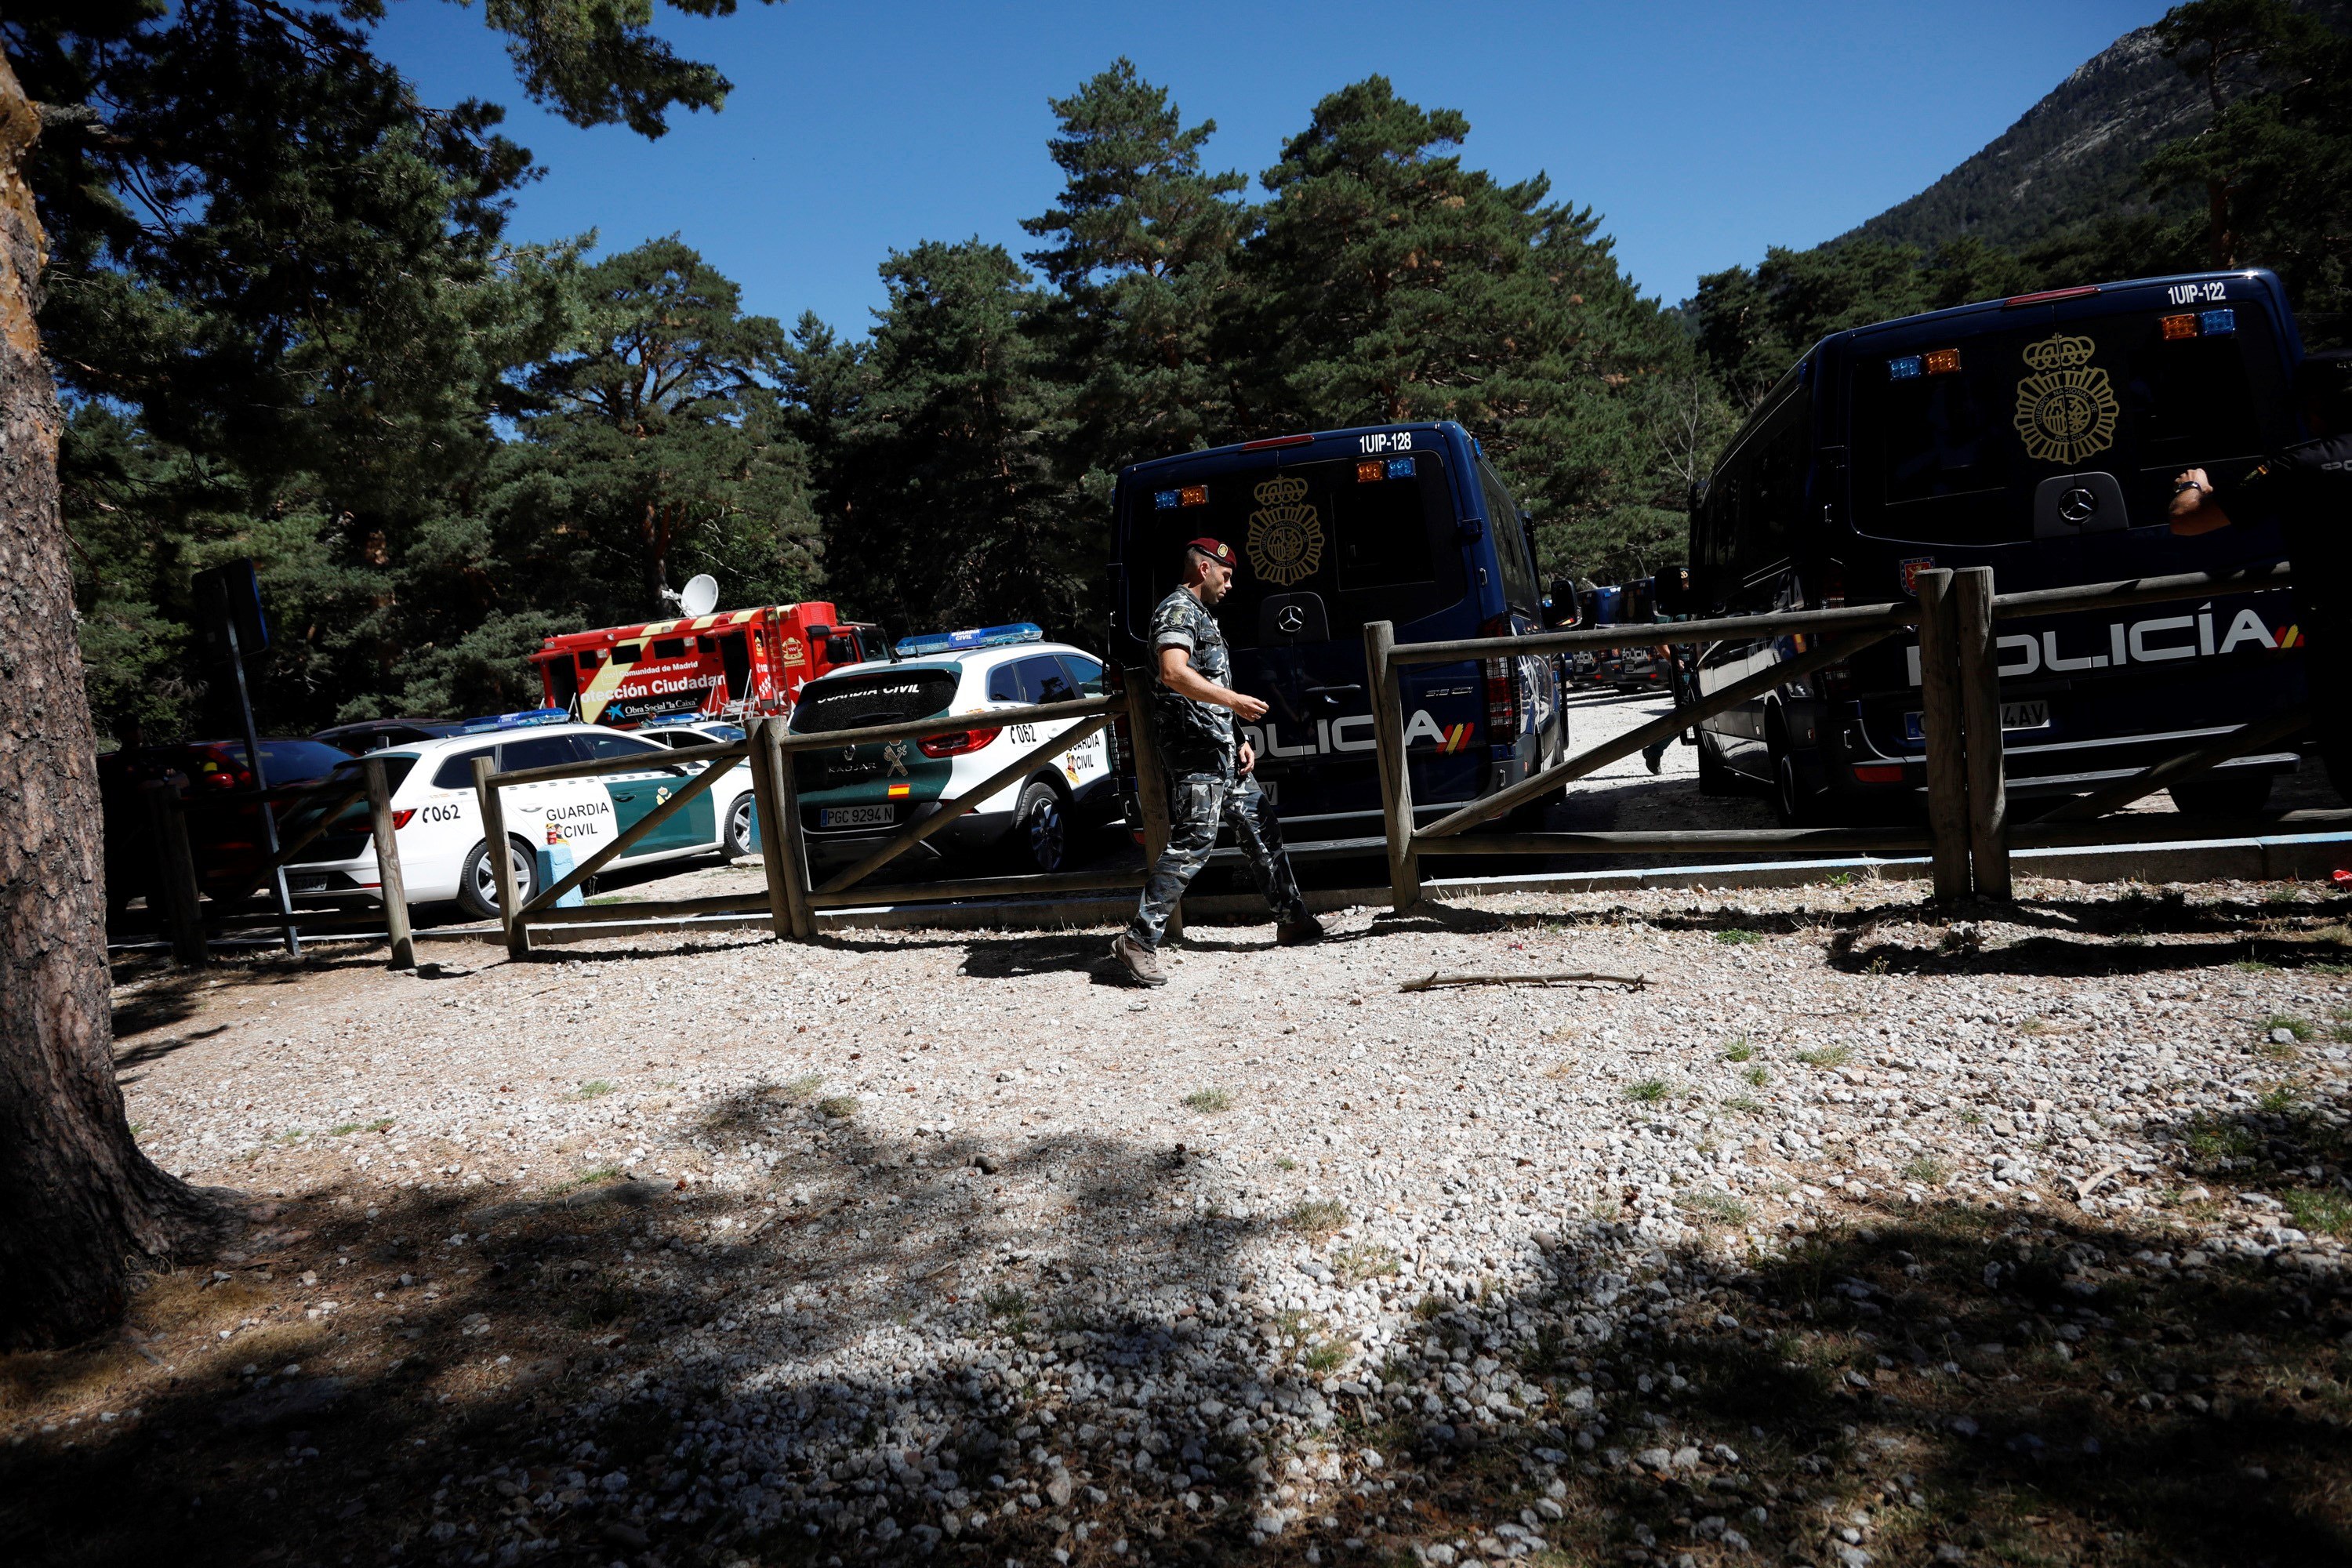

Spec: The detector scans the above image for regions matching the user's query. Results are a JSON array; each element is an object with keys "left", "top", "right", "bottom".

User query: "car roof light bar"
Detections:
[{"left": 892, "top": 622, "right": 1046, "bottom": 658}]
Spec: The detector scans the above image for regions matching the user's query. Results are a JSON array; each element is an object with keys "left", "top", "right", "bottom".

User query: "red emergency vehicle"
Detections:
[{"left": 528, "top": 603, "right": 881, "bottom": 729}]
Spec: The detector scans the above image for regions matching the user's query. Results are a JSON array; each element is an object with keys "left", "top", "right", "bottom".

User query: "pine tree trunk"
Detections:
[{"left": 0, "top": 53, "right": 224, "bottom": 1350}]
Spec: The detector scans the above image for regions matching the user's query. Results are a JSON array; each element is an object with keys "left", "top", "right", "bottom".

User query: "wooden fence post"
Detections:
[
  {"left": 1915, "top": 568, "right": 1972, "bottom": 900},
  {"left": 750, "top": 717, "right": 797, "bottom": 939},
  {"left": 363, "top": 757, "right": 415, "bottom": 969},
  {"left": 764, "top": 722, "right": 816, "bottom": 938},
  {"left": 1363, "top": 619, "right": 1421, "bottom": 912},
  {"left": 473, "top": 756, "right": 528, "bottom": 958},
  {"left": 1954, "top": 565, "right": 2010, "bottom": 899},
  {"left": 1123, "top": 671, "right": 1179, "bottom": 940},
  {"left": 144, "top": 781, "right": 208, "bottom": 967}
]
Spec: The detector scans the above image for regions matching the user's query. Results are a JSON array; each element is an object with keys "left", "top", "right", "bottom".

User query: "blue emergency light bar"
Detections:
[
  {"left": 1887, "top": 355, "right": 1923, "bottom": 381},
  {"left": 893, "top": 622, "right": 1045, "bottom": 658},
  {"left": 453, "top": 707, "right": 571, "bottom": 735},
  {"left": 2201, "top": 307, "right": 2236, "bottom": 335}
]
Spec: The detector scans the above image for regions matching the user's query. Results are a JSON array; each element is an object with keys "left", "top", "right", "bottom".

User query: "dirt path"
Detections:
[{"left": 11, "top": 877, "right": 2352, "bottom": 1566}]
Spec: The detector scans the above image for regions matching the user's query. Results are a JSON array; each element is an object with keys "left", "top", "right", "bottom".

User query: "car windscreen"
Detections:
[
  {"left": 1124, "top": 450, "right": 1465, "bottom": 648},
  {"left": 789, "top": 670, "right": 960, "bottom": 735},
  {"left": 1847, "top": 305, "right": 2291, "bottom": 546}
]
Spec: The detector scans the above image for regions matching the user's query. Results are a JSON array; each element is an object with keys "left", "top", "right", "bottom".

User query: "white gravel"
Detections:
[{"left": 83, "top": 874, "right": 2352, "bottom": 1562}]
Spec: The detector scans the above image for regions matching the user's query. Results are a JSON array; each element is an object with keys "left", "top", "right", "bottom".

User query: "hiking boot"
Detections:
[
  {"left": 1276, "top": 914, "right": 1326, "bottom": 946},
  {"left": 1110, "top": 931, "right": 1167, "bottom": 987}
]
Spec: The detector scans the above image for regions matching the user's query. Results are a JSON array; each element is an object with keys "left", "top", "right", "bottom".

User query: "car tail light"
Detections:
[
  {"left": 391, "top": 808, "right": 416, "bottom": 829},
  {"left": 1480, "top": 615, "right": 1519, "bottom": 735},
  {"left": 919, "top": 728, "right": 1000, "bottom": 758},
  {"left": 1816, "top": 569, "right": 1854, "bottom": 695},
  {"left": 1853, "top": 763, "right": 1904, "bottom": 784}
]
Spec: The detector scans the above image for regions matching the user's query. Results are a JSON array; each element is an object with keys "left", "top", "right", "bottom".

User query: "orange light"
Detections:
[
  {"left": 1923, "top": 347, "right": 1962, "bottom": 376},
  {"left": 887, "top": 783, "right": 911, "bottom": 798},
  {"left": 1356, "top": 459, "right": 1385, "bottom": 483},
  {"left": 1178, "top": 485, "right": 1207, "bottom": 507},
  {"left": 2160, "top": 314, "right": 2198, "bottom": 340}
]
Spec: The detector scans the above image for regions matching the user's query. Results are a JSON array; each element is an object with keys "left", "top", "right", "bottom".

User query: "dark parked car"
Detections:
[
  {"left": 98, "top": 738, "right": 354, "bottom": 914},
  {"left": 311, "top": 717, "right": 465, "bottom": 755}
]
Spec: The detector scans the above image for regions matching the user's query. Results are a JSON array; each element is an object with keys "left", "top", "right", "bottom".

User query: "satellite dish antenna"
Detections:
[{"left": 677, "top": 574, "right": 720, "bottom": 619}]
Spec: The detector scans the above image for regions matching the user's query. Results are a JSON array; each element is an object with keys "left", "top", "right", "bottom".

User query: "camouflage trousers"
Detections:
[{"left": 1127, "top": 767, "right": 1310, "bottom": 949}]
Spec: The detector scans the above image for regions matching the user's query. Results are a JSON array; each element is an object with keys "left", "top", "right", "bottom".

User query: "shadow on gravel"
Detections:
[{"left": 3, "top": 1097, "right": 2350, "bottom": 1567}]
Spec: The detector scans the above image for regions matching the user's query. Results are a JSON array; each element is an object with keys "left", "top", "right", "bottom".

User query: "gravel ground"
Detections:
[{"left": 13, "top": 874, "right": 2352, "bottom": 1566}]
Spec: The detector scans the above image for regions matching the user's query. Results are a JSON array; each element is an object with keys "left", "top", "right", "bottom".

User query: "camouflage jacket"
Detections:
[{"left": 1146, "top": 586, "right": 1236, "bottom": 772}]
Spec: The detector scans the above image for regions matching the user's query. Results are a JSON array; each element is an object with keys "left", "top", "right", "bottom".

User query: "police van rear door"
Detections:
[{"left": 1116, "top": 427, "right": 1484, "bottom": 829}]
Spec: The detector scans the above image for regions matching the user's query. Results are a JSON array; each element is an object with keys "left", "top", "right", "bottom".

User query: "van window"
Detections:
[
  {"left": 1702, "top": 371, "right": 1810, "bottom": 590},
  {"left": 1476, "top": 459, "right": 1541, "bottom": 615},
  {"left": 651, "top": 637, "right": 688, "bottom": 659},
  {"left": 1125, "top": 451, "right": 1464, "bottom": 648},
  {"left": 608, "top": 643, "right": 640, "bottom": 666},
  {"left": 431, "top": 746, "right": 497, "bottom": 790}
]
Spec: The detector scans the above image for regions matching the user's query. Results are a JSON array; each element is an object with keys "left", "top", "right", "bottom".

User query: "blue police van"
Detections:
[
  {"left": 1686, "top": 269, "right": 2310, "bottom": 823},
  {"left": 1107, "top": 421, "right": 1573, "bottom": 840}
]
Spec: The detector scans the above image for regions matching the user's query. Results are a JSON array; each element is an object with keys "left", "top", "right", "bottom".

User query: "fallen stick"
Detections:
[
  {"left": 2067, "top": 1163, "right": 2125, "bottom": 1202},
  {"left": 1400, "top": 969, "right": 1648, "bottom": 993}
]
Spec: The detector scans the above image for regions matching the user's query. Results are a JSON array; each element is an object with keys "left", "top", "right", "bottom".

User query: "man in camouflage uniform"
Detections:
[{"left": 1111, "top": 538, "right": 1320, "bottom": 987}]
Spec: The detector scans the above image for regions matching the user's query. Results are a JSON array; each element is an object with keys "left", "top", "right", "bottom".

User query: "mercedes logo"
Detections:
[
  {"left": 2058, "top": 486, "right": 2100, "bottom": 524},
  {"left": 1277, "top": 605, "right": 1305, "bottom": 633}
]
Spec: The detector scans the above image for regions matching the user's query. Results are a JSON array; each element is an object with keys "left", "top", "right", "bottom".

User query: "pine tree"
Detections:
[
  {"left": 1242, "top": 75, "right": 1700, "bottom": 580},
  {"left": 813, "top": 240, "right": 1081, "bottom": 638},
  {"left": 497, "top": 238, "right": 820, "bottom": 627},
  {"left": 1021, "top": 59, "right": 1254, "bottom": 489}
]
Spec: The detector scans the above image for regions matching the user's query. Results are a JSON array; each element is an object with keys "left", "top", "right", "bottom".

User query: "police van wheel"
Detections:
[
  {"left": 1772, "top": 748, "right": 1825, "bottom": 827},
  {"left": 457, "top": 835, "right": 538, "bottom": 922},
  {"left": 1014, "top": 781, "right": 1069, "bottom": 875},
  {"left": 722, "top": 793, "right": 757, "bottom": 858}
]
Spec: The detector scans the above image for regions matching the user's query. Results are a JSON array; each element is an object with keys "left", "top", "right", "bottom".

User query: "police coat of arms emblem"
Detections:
[
  {"left": 2012, "top": 333, "right": 2119, "bottom": 466},
  {"left": 1246, "top": 474, "right": 1325, "bottom": 587}
]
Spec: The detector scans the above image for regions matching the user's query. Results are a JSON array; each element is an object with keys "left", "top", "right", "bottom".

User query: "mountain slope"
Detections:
[{"left": 1838, "top": 26, "right": 2205, "bottom": 253}]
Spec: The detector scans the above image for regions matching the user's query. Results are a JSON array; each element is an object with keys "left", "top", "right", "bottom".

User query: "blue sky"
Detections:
[{"left": 372, "top": 0, "right": 2171, "bottom": 335}]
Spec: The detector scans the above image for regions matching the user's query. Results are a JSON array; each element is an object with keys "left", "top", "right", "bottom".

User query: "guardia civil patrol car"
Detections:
[
  {"left": 279, "top": 712, "right": 759, "bottom": 919},
  {"left": 788, "top": 624, "right": 1116, "bottom": 874}
]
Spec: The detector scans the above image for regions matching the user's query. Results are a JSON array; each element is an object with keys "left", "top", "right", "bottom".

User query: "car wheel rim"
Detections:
[
  {"left": 1029, "top": 799, "right": 1065, "bottom": 870},
  {"left": 731, "top": 800, "right": 753, "bottom": 846}
]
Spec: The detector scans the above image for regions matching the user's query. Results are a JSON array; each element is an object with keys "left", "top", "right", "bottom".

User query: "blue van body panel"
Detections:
[
  {"left": 1109, "top": 420, "right": 1563, "bottom": 837},
  {"left": 1691, "top": 269, "right": 2309, "bottom": 809}
]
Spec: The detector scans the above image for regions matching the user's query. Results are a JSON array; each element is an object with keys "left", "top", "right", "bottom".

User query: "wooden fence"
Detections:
[
  {"left": 135, "top": 755, "right": 419, "bottom": 967},
  {"left": 1364, "top": 561, "right": 2345, "bottom": 909},
  {"left": 474, "top": 687, "right": 1170, "bottom": 956}
]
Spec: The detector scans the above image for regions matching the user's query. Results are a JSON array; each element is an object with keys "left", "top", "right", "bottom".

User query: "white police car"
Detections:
[
  {"left": 788, "top": 624, "right": 1114, "bottom": 874},
  {"left": 281, "top": 713, "right": 759, "bottom": 918}
]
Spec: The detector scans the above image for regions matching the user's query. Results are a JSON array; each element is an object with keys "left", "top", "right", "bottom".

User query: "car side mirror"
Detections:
[{"left": 1544, "top": 578, "right": 1581, "bottom": 629}]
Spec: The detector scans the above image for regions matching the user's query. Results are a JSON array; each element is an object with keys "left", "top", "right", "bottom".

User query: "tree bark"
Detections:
[{"left": 0, "top": 53, "right": 225, "bottom": 1349}]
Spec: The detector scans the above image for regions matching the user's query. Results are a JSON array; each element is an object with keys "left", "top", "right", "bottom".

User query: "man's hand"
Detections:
[
  {"left": 1237, "top": 740, "right": 1256, "bottom": 775},
  {"left": 2169, "top": 466, "right": 2232, "bottom": 535},
  {"left": 1157, "top": 645, "right": 1269, "bottom": 720}
]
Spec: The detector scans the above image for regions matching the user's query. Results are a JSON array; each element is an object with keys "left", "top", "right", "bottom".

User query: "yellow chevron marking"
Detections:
[{"left": 576, "top": 643, "right": 644, "bottom": 724}]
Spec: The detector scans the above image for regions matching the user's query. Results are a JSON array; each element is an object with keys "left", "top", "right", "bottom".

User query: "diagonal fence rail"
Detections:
[
  {"left": 1363, "top": 561, "right": 2345, "bottom": 910},
  {"left": 471, "top": 689, "right": 1155, "bottom": 955}
]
